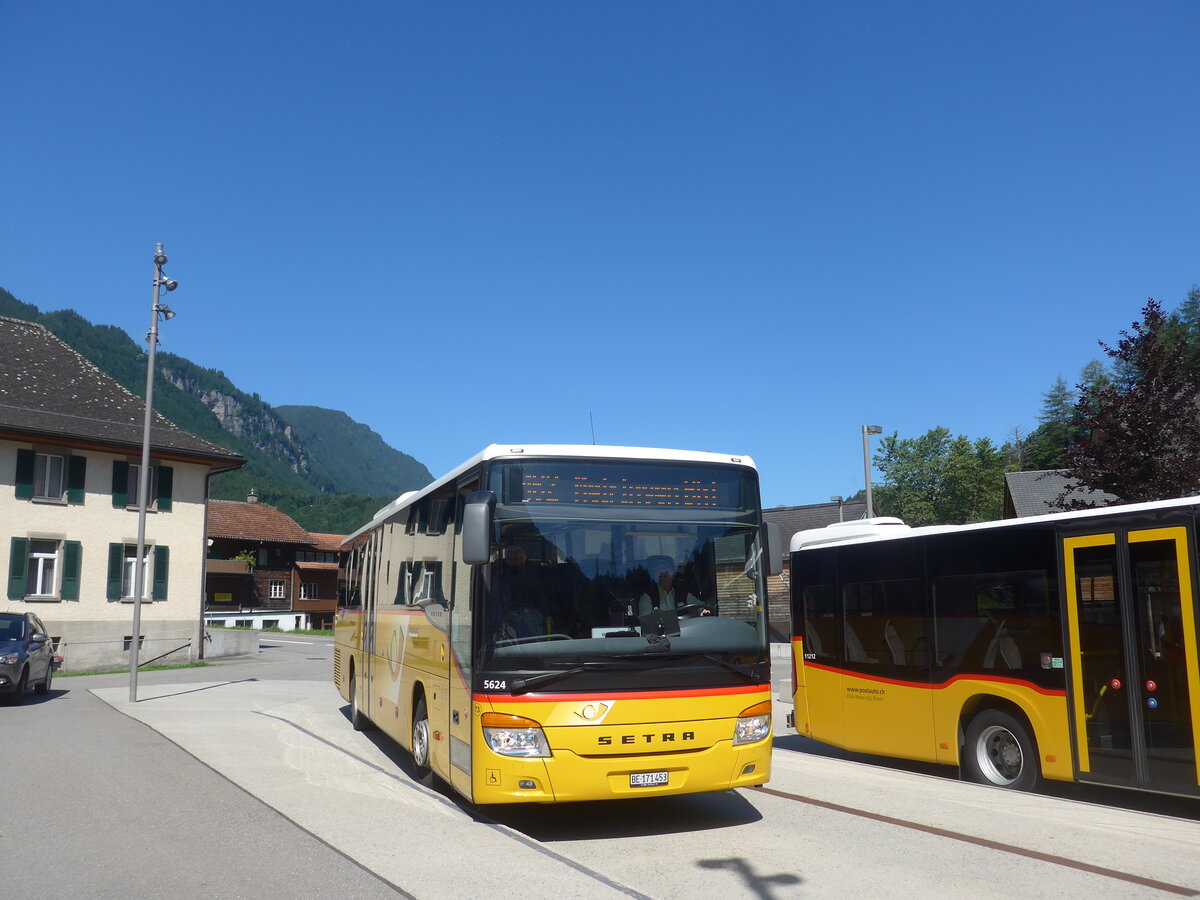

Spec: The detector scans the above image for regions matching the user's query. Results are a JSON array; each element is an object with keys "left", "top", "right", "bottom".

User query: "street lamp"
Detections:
[
  {"left": 829, "top": 495, "right": 844, "bottom": 522},
  {"left": 862, "top": 425, "right": 882, "bottom": 519},
  {"left": 129, "top": 243, "right": 178, "bottom": 702}
]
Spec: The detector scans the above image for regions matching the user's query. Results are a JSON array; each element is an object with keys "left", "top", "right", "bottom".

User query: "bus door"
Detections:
[
  {"left": 361, "top": 532, "right": 380, "bottom": 722},
  {"left": 1062, "top": 525, "right": 1200, "bottom": 796},
  {"left": 447, "top": 477, "right": 479, "bottom": 800}
]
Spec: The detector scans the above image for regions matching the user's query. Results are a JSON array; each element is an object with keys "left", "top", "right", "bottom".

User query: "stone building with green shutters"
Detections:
[{"left": 1, "top": 316, "right": 243, "bottom": 671}]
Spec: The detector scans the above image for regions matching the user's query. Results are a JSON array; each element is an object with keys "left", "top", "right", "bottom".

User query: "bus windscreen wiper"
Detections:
[
  {"left": 509, "top": 662, "right": 618, "bottom": 695},
  {"left": 666, "top": 653, "right": 762, "bottom": 683}
]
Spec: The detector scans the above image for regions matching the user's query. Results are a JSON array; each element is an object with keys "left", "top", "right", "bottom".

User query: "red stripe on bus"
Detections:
[{"left": 473, "top": 683, "right": 767, "bottom": 703}]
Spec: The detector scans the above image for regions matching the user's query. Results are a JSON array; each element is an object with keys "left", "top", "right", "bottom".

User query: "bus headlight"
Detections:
[
  {"left": 481, "top": 712, "right": 551, "bottom": 758},
  {"left": 733, "top": 700, "right": 772, "bottom": 745}
]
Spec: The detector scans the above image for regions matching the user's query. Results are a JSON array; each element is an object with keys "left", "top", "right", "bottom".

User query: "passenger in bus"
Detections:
[{"left": 637, "top": 557, "right": 711, "bottom": 616}]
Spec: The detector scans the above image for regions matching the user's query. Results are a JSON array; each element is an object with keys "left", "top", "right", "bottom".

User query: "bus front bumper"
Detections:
[{"left": 471, "top": 738, "right": 771, "bottom": 804}]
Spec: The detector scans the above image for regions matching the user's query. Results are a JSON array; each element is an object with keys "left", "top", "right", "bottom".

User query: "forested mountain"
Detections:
[
  {"left": 0, "top": 286, "right": 433, "bottom": 533},
  {"left": 275, "top": 406, "right": 432, "bottom": 497}
]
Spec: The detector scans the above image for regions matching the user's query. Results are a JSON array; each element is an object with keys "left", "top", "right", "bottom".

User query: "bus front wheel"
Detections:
[
  {"left": 349, "top": 666, "right": 372, "bottom": 732},
  {"left": 411, "top": 695, "right": 433, "bottom": 786},
  {"left": 963, "top": 709, "right": 1039, "bottom": 791}
]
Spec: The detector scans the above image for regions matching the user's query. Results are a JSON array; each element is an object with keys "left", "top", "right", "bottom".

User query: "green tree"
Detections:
[
  {"left": 1163, "top": 285, "right": 1200, "bottom": 371},
  {"left": 1059, "top": 299, "right": 1200, "bottom": 507},
  {"left": 873, "top": 427, "right": 1009, "bottom": 526},
  {"left": 1025, "top": 376, "right": 1077, "bottom": 468},
  {"left": 1078, "top": 358, "right": 1114, "bottom": 395}
]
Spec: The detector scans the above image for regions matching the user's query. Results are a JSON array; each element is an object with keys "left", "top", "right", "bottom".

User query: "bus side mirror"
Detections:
[
  {"left": 462, "top": 490, "right": 496, "bottom": 565},
  {"left": 765, "top": 522, "right": 783, "bottom": 576}
]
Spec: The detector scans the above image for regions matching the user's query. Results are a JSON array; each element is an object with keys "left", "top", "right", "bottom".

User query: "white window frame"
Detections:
[
  {"left": 26, "top": 539, "right": 60, "bottom": 597},
  {"left": 34, "top": 453, "right": 65, "bottom": 501},
  {"left": 122, "top": 545, "right": 152, "bottom": 600},
  {"left": 269, "top": 579, "right": 286, "bottom": 600},
  {"left": 299, "top": 582, "right": 318, "bottom": 600}
]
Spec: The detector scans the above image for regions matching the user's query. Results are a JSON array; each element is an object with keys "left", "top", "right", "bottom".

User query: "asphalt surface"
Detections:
[
  {"left": 6, "top": 639, "right": 1200, "bottom": 899},
  {"left": 2, "top": 640, "right": 400, "bottom": 897}
]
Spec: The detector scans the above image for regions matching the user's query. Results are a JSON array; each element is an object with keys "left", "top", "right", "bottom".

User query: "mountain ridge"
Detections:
[{"left": 0, "top": 285, "right": 433, "bottom": 533}]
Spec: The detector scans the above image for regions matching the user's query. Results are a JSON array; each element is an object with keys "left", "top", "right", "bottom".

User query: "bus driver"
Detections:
[{"left": 638, "top": 557, "right": 710, "bottom": 616}]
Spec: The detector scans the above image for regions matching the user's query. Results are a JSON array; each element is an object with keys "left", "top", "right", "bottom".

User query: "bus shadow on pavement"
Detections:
[
  {"left": 775, "top": 733, "right": 1200, "bottom": 821},
  {"left": 477, "top": 789, "right": 763, "bottom": 842},
  {"left": 774, "top": 732, "right": 952, "bottom": 780}
]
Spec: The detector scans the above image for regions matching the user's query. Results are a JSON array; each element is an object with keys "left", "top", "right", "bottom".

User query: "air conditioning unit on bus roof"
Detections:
[{"left": 789, "top": 517, "right": 909, "bottom": 553}]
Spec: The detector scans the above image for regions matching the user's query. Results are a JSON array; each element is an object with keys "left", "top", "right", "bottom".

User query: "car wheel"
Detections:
[
  {"left": 11, "top": 667, "right": 29, "bottom": 705},
  {"left": 411, "top": 695, "right": 433, "bottom": 785},
  {"left": 35, "top": 663, "right": 52, "bottom": 695},
  {"left": 963, "top": 709, "right": 1039, "bottom": 791}
]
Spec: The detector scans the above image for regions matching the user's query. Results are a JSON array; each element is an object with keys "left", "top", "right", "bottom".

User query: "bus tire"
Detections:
[
  {"left": 412, "top": 694, "right": 433, "bottom": 785},
  {"left": 963, "top": 709, "right": 1039, "bottom": 791},
  {"left": 349, "top": 665, "right": 372, "bottom": 732}
]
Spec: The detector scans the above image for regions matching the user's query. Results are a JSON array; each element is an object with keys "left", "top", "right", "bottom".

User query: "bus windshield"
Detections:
[{"left": 478, "top": 461, "right": 769, "bottom": 682}]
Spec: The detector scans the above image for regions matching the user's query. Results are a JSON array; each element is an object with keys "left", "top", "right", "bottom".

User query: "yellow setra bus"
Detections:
[
  {"left": 788, "top": 497, "right": 1200, "bottom": 798},
  {"left": 335, "top": 444, "right": 781, "bottom": 804}
]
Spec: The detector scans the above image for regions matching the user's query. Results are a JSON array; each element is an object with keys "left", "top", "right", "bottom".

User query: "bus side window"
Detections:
[
  {"left": 794, "top": 552, "right": 837, "bottom": 663},
  {"left": 932, "top": 575, "right": 991, "bottom": 668},
  {"left": 801, "top": 584, "right": 836, "bottom": 662},
  {"left": 838, "top": 541, "right": 927, "bottom": 677}
]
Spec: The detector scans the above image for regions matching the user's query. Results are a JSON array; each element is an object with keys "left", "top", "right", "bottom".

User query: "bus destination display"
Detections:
[{"left": 518, "top": 472, "right": 722, "bottom": 507}]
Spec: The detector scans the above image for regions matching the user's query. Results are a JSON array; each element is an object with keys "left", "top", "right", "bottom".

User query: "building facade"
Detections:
[
  {"left": 205, "top": 499, "right": 342, "bottom": 631},
  {"left": 1, "top": 316, "right": 244, "bottom": 671}
]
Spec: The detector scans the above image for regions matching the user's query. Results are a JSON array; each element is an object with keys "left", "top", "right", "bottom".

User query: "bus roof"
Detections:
[
  {"left": 789, "top": 494, "right": 1200, "bottom": 554},
  {"left": 344, "top": 444, "right": 758, "bottom": 545}
]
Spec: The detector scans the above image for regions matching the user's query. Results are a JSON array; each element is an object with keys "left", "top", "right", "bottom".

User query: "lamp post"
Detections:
[
  {"left": 130, "top": 243, "right": 178, "bottom": 702},
  {"left": 862, "top": 425, "right": 882, "bottom": 519}
]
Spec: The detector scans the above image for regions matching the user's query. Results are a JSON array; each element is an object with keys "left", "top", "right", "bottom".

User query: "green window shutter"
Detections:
[
  {"left": 8, "top": 537, "right": 29, "bottom": 598},
  {"left": 15, "top": 449, "right": 35, "bottom": 499},
  {"left": 107, "top": 543, "right": 123, "bottom": 599},
  {"left": 62, "top": 541, "right": 82, "bottom": 600},
  {"left": 111, "top": 461, "right": 129, "bottom": 508},
  {"left": 157, "top": 465, "right": 173, "bottom": 511},
  {"left": 67, "top": 455, "right": 87, "bottom": 504},
  {"left": 153, "top": 545, "right": 170, "bottom": 600}
]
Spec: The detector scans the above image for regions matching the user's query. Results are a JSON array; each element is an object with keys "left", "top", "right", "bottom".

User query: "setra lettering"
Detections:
[{"left": 599, "top": 731, "right": 697, "bottom": 746}]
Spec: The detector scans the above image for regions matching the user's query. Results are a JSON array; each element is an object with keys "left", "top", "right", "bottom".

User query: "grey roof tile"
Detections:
[
  {"left": 0, "top": 315, "right": 243, "bottom": 464},
  {"left": 764, "top": 499, "right": 872, "bottom": 544},
  {"left": 1004, "top": 469, "right": 1118, "bottom": 516}
]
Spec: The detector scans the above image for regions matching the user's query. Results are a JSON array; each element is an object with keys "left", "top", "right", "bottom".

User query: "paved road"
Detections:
[
  {"left": 2, "top": 640, "right": 397, "bottom": 897},
  {"left": 6, "top": 640, "right": 1200, "bottom": 898}
]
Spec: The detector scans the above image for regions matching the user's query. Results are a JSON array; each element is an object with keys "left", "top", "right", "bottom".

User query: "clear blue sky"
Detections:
[{"left": 3, "top": 3, "right": 1198, "bottom": 508}]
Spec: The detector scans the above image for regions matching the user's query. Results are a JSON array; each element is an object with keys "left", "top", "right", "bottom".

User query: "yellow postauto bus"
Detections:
[
  {"left": 788, "top": 497, "right": 1200, "bottom": 798},
  {"left": 335, "top": 444, "right": 782, "bottom": 804}
]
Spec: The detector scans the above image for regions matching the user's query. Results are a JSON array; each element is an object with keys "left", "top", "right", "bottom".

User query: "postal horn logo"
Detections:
[{"left": 574, "top": 701, "right": 613, "bottom": 722}]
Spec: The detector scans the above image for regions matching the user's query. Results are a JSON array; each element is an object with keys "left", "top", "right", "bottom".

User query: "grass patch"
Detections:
[
  {"left": 59, "top": 661, "right": 211, "bottom": 678},
  {"left": 215, "top": 625, "right": 333, "bottom": 636},
  {"left": 264, "top": 626, "right": 333, "bottom": 636}
]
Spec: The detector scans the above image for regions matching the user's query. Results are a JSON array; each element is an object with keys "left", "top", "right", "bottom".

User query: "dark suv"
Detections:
[{"left": 0, "top": 612, "right": 55, "bottom": 703}]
